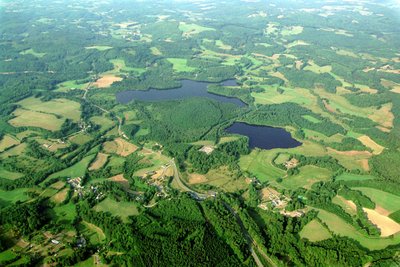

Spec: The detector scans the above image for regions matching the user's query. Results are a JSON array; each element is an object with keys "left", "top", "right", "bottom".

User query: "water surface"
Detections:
[
  {"left": 116, "top": 79, "right": 246, "bottom": 107},
  {"left": 225, "top": 122, "right": 302, "bottom": 149}
]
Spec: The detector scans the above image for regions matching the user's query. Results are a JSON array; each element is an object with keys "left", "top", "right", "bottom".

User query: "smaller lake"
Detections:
[
  {"left": 116, "top": 79, "right": 246, "bottom": 107},
  {"left": 225, "top": 122, "right": 302, "bottom": 149}
]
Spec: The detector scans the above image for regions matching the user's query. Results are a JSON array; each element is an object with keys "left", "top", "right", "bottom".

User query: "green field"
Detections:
[
  {"left": 239, "top": 149, "right": 286, "bottom": 182},
  {"left": 79, "top": 221, "right": 106, "bottom": 245},
  {"left": 302, "top": 115, "right": 322, "bottom": 123},
  {"left": 20, "top": 48, "right": 46, "bottom": 57},
  {"left": 93, "top": 197, "right": 139, "bottom": 222},
  {"left": 299, "top": 219, "right": 332, "bottom": 242},
  {"left": 179, "top": 22, "right": 215, "bottom": 35},
  {"left": 0, "top": 168, "right": 24, "bottom": 180},
  {"left": 85, "top": 45, "right": 113, "bottom": 51},
  {"left": 352, "top": 188, "right": 400, "bottom": 213},
  {"left": 49, "top": 154, "right": 95, "bottom": 178},
  {"left": 9, "top": 109, "right": 64, "bottom": 131},
  {"left": 280, "top": 165, "right": 332, "bottom": 189},
  {"left": 54, "top": 203, "right": 77, "bottom": 223},
  {"left": 17, "top": 97, "right": 81, "bottom": 121},
  {"left": 166, "top": 58, "right": 196, "bottom": 72},
  {"left": 335, "top": 173, "right": 375, "bottom": 181},
  {"left": 0, "top": 188, "right": 30, "bottom": 204},
  {"left": 317, "top": 209, "right": 400, "bottom": 250}
]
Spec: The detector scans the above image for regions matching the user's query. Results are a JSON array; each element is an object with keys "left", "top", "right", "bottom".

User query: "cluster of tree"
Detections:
[
  {"left": 279, "top": 67, "right": 341, "bottom": 93},
  {"left": 188, "top": 137, "right": 248, "bottom": 174},
  {"left": 77, "top": 196, "right": 248, "bottom": 266},
  {"left": 244, "top": 102, "right": 345, "bottom": 137},
  {"left": 0, "top": 199, "right": 49, "bottom": 236}
]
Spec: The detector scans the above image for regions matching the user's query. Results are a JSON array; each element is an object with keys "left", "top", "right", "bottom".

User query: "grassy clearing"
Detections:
[
  {"left": 240, "top": 149, "right": 286, "bottom": 182},
  {"left": 215, "top": 40, "right": 232, "bottom": 50},
  {"left": 9, "top": 109, "right": 64, "bottom": 131},
  {"left": 0, "top": 143, "right": 27, "bottom": 158},
  {"left": 335, "top": 173, "right": 375, "bottom": 181},
  {"left": 54, "top": 203, "right": 77, "bottom": 222},
  {"left": 251, "top": 86, "right": 315, "bottom": 106},
  {"left": 166, "top": 58, "right": 196, "bottom": 72},
  {"left": 273, "top": 153, "right": 290, "bottom": 165},
  {"left": 303, "top": 129, "right": 344, "bottom": 143},
  {"left": 281, "top": 26, "right": 303, "bottom": 36},
  {"left": 332, "top": 195, "right": 357, "bottom": 216},
  {"left": 0, "top": 168, "right": 24, "bottom": 180},
  {"left": 94, "top": 198, "right": 139, "bottom": 222},
  {"left": 0, "top": 188, "right": 30, "bottom": 203},
  {"left": 202, "top": 167, "right": 247, "bottom": 192},
  {"left": 281, "top": 165, "right": 332, "bottom": 190},
  {"left": 299, "top": 219, "right": 332, "bottom": 242},
  {"left": 0, "top": 249, "right": 18, "bottom": 265},
  {"left": 103, "top": 138, "right": 138, "bottom": 156},
  {"left": 317, "top": 209, "right": 400, "bottom": 250},
  {"left": 85, "top": 45, "right": 113, "bottom": 51},
  {"left": 0, "top": 135, "right": 19, "bottom": 152},
  {"left": 18, "top": 97, "right": 81, "bottom": 121},
  {"left": 51, "top": 188, "right": 69, "bottom": 204},
  {"left": 150, "top": 46, "right": 162, "bottom": 55},
  {"left": 80, "top": 221, "right": 106, "bottom": 245},
  {"left": 179, "top": 22, "right": 215, "bottom": 36},
  {"left": 56, "top": 79, "right": 89, "bottom": 92},
  {"left": 20, "top": 48, "right": 46, "bottom": 57},
  {"left": 352, "top": 188, "right": 400, "bottom": 213},
  {"left": 69, "top": 133, "right": 93, "bottom": 145},
  {"left": 302, "top": 115, "right": 321, "bottom": 123},
  {"left": 49, "top": 154, "right": 95, "bottom": 178},
  {"left": 90, "top": 116, "right": 114, "bottom": 131},
  {"left": 109, "top": 59, "right": 145, "bottom": 74},
  {"left": 304, "top": 61, "right": 332, "bottom": 74}
]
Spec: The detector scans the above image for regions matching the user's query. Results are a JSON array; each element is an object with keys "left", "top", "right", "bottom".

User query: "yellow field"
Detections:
[
  {"left": 103, "top": 138, "right": 138, "bottom": 156},
  {"left": 357, "top": 135, "right": 384, "bottom": 155},
  {"left": 51, "top": 188, "right": 69, "bottom": 204},
  {"left": 93, "top": 75, "right": 123, "bottom": 88},
  {"left": 0, "top": 135, "right": 20, "bottom": 152},
  {"left": 89, "top": 153, "right": 109, "bottom": 170},
  {"left": 363, "top": 208, "right": 400, "bottom": 237}
]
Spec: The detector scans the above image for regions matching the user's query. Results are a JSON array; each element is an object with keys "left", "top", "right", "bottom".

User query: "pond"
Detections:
[
  {"left": 225, "top": 122, "right": 302, "bottom": 149},
  {"left": 115, "top": 79, "right": 246, "bottom": 107}
]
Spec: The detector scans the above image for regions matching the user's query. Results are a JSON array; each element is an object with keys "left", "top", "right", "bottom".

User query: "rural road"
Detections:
[{"left": 222, "top": 202, "right": 276, "bottom": 267}]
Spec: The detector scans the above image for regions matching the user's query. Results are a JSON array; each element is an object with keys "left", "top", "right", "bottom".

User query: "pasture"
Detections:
[
  {"left": 280, "top": 165, "right": 332, "bottom": 189},
  {"left": 17, "top": 97, "right": 81, "bottom": 121},
  {"left": 167, "top": 58, "right": 196, "bottom": 72},
  {"left": 93, "top": 198, "right": 139, "bottom": 222},
  {"left": 89, "top": 153, "right": 109, "bottom": 170},
  {"left": 0, "top": 168, "right": 24, "bottom": 180},
  {"left": 317, "top": 209, "right": 400, "bottom": 250},
  {"left": 0, "top": 135, "right": 19, "bottom": 152},
  {"left": 299, "top": 219, "right": 332, "bottom": 242},
  {"left": 103, "top": 138, "right": 138, "bottom": 156},
  {"left": 9, "top": 109, "right": 64, "bottom": 131},
  {"left": 49, "top": 154, "right": 96, "bottom": 178}
]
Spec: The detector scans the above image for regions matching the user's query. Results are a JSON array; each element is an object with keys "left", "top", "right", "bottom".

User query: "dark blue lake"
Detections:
[
  {"left": 115, "top": 79, "right": 246, "bottom": 107},
  {"left": 225, "top": 122, "right": 302, "bottom": 149}
]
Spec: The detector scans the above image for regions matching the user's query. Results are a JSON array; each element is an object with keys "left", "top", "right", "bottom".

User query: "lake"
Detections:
[
  {"left": 115, "top": 79, "right": 246, "bottom": 107},
  {"left": 225, "top": 122, "right": 302, "bottom": 149}
]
